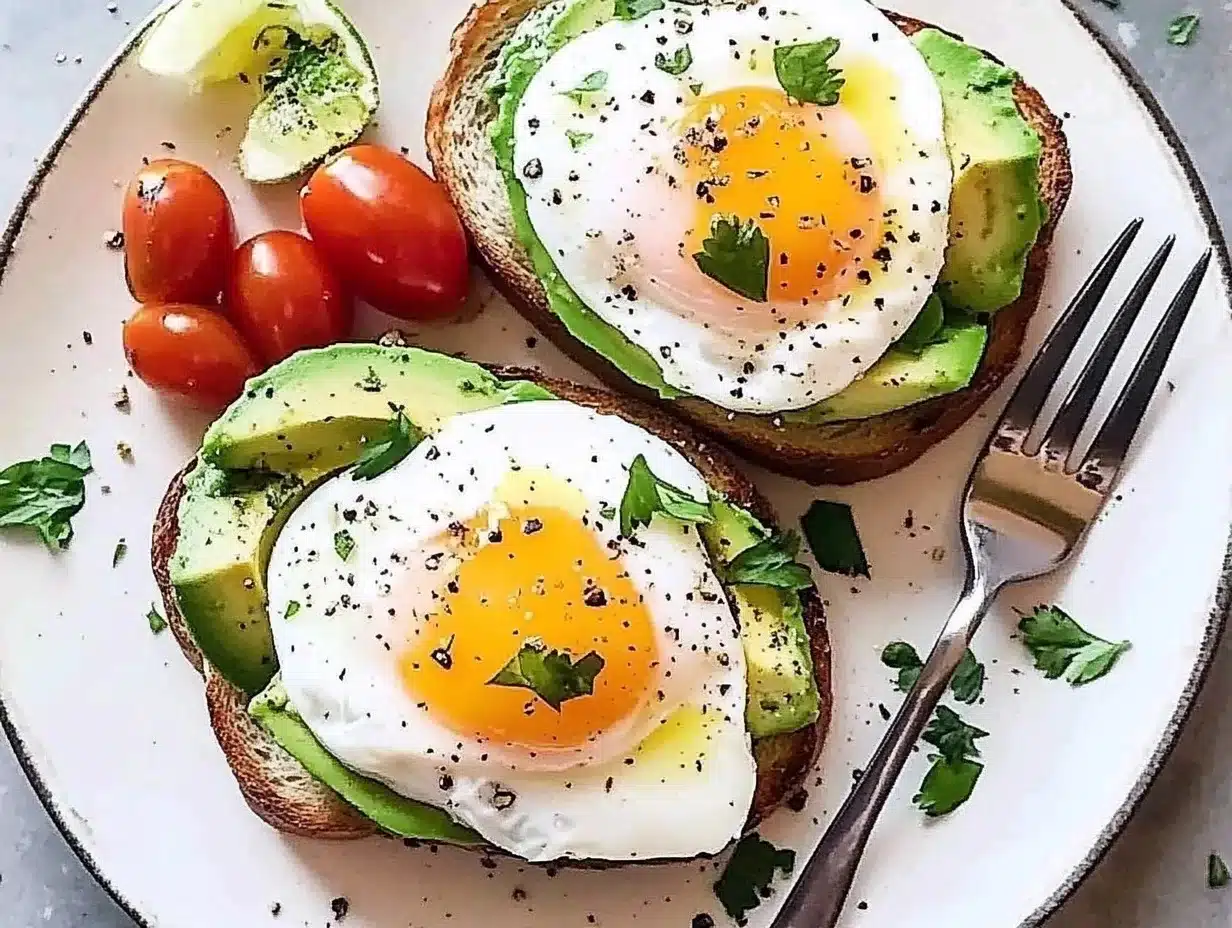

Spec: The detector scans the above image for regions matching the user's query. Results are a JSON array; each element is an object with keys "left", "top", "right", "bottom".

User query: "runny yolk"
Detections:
[
  {"left": 399, "top": 507, "right": 657, "bottom": 750},
  {"left": 679, "top": 86, "right": 884, "bottom": 306}
]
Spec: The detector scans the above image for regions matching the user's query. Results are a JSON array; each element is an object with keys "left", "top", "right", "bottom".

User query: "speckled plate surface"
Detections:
[{"left": 0, "top": 1, "right": 1228, "bottom": 926}]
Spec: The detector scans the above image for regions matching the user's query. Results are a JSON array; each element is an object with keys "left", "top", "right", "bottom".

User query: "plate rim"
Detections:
[{"left": 0, "top": 2, "right": 1228, "bottom": 926}]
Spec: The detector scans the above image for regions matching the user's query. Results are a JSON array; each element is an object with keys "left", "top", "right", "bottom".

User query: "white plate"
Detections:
[{"left": 0, "top": 1, "right": 1227, "bottom": 926}]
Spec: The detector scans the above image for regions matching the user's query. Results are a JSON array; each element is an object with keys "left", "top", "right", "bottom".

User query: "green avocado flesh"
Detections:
[
  {"left": 490, "top": 4, "right": 1042, "bottom": 421},
  {"left": 249, "top": 679, "right": 483, "bottom": 844},
  {"left": 176, "top": 343, "right": 820, "bottom": 843}
]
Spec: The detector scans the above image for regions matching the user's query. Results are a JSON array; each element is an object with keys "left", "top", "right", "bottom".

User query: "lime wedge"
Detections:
[{"left": 139, "top": 0, "right": 379, "bottom": 184}]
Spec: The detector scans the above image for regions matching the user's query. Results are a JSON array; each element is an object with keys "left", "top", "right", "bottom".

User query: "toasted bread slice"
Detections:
[
  {"left": 425, "top": 4, "right": 1073, "bottom": 485},
  {"left": 152, "top": 370, "right": 833, "bottom": 849}
]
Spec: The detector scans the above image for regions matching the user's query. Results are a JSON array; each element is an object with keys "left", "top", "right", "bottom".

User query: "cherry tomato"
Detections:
[
  {"left": 123, "top": 304, "right": 258, "bottom": 410},
  {"left": 122, "top": 159, "right": 234, "bottom": 305},
  {"left": 225, "top": 230, "right": 354, "bottom": 364},
  {"left": 301, "top": 144, "right": 469, "bottom": 321}
]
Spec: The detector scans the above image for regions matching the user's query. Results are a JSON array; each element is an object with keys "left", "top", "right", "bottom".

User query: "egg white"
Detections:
[
  {"left": 513, "top": 0, "right": 951, "bottom": 413},
  {"left": 265, "top": 400, "right": 756, "bottom": 861}
]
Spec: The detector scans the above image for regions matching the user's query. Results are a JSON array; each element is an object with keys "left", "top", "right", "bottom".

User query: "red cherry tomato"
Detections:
[
  {"left": 225, "top": 230, "right": 354, "bottom": 364},
  {"left": 123, "top": 304, "right": 258, "bottom": 410},
  {"left": 122, "top": 159, "right": 235, "bottom": 305},
  {"left": 300, "top": 144, "right": 469, "bottom": 321}
]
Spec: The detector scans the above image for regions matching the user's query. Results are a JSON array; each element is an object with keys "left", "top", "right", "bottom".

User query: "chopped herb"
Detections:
[
  {"left": 358, "top": 367, "right": 384, "bottom": 392},
  {"left": 488, "top": 639, "right": 605, "bottom": 711},
  {"left": 563, "top": 70, "right": 609, "bottom": 104},
  {"left": 655, "top": 45, "right": 693, "bottom": 76},
  {"left": 800, "top": 499, "right": 869, "bottom": 577},
  {"left": 880, "top": 642, "right": 983, "bottom": 702},
  {"left": 894, "top": 294, "right": 946, "bottom": 353},
  {"left": 0, "top": 443, "right": 92, "bottom": 550},
  {"left": 1167, "top": 13, "right": 1199, "bottom": 45},
  {"left": 721, "top": 531, "right": 813, "bottom": 590},
  {"left": 619, "top": 454, "right": 713, "bottom": 537},
  {"left": 913, "top": 705, "right": 987, "bottom": 816},
  {"left": 1017, "top": 605, "right": 1131, "bottom": 685},
  {"left": 1210, "top": 853, "right": 1230, "bottom": 889},
  {"left": 773, "top": 39, "right": 845, "bottom": 106},
  {"left": 352, "top": 410, "right": 424, "bottom": 480},
  {"left": 565, "top": 129, "right": 594, "bottom": 150},
  {"left": 112, "top": 539, "right": 127, "bottom": 568},
  {"left": 713, "top": 833, "right": 795, "bottom": 922},
  {"left": 334, "top": 529, "right": 355, "bottom": 562},
  {"left": 692, "top": 215, "right": 769, "bottom": 303},
  {"left": 950, "top": 649, "right": 985, "bottom": 704},
  {"left": 147, "top": 604, "right": 167, "bottom": 635},
  {"left": 689, "top": 81, "right": 704, "bottom": 95},
  {"left": 613, "top": 0, "right": 665, "bottom": 19},
  {"left": 599, "top": 506, "right": 617, "bottom": 520},
  {"left": 284, "top": 601, "right": 301, "bottom": 620},
  {"left": 116, "top": 441, "right": 133, "bottom": 462}
]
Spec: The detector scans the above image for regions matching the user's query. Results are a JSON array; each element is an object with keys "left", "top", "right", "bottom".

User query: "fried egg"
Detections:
[
  {"left": 513, "top": 0, "right": 951, "bottom": 412},
  {"left": 265, "top": 401, "right": 755, "bottom": 861}
]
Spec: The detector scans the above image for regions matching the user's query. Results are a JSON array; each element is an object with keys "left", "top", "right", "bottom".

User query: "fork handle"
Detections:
[{"left": 773, "top": 566, "right": 1001, "bottom": 928}]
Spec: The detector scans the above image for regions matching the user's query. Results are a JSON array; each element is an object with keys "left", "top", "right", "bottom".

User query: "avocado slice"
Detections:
[
  {"left": 170, "top": 466, "right": 317, "bottom": 694},
  {"left": 913, "top": 28, "right": 1045, "bottom": 314},
  {"left": 702, "top": 501, "right": 820, "bottom": 738},
  {"left": 249, "top": 678, "right": 482, "bottom": 844},
  {"left": 785, "top": 324, "right": 989, "bottom": 425},
  {"left": 201, "top": 344, "right": 553, "bottom": 473}
]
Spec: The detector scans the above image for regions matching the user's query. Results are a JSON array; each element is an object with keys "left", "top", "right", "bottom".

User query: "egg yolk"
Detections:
[
  {"left": 679, "top": 86, "right": 884, "bottom": 306},
  {"left": 400, "top": 507, "right": 658, "bottom": 750}
]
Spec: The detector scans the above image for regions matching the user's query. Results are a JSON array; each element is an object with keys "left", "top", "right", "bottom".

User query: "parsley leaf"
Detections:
[
  {"left": 800, "top": 499, "right": 869, "bottom": 577},
  {"left": 1018, "top": 605, "right": 1131, "bottom": 685},
  {"left": 894, "top": 294, "right": 946, "bottom": 354},
  {"left": 352, "top": 410, "right": 424, "bottom": 481},
  {"left": 692, "top": 215, "right": 769, "bottom": 303},
  {"left": 773, "top": 39, "right": 845, "bottom": 106},
  {"left": 334, "top": 529, "right": 355, "bottom": 562},
  {"left": 284, "top": 601, "right": 301, "bottom": 620},
  {"left": 912, "top": 705, "right": 987, "bottom": 817},
  {"left": 488, "top": 639, "right": 605, "bottom": 711},
  {"left": 722, "top": 531, "right": 814, "bottom": 590},
  {"left": 950, "top": 649, "right": 985, "bottom": 704},
  {"left": 619, "top": 454, "right": 713, "bottom": 537},
  {"left": 880, "top": 643, "right": 983, "bottom": 703},
  {"left": 713, "top": 833, "right": 795, "bottom": 922},
  {"left": 112, "top": 539, "right": 127, "bottom": 568},
  {"left": 613, "top": 0, "right": 665, "bottom": 19},
  {"left": 565, "top": 129, "right": 594, "bottom": 150},
  {"left": 1168, "top": 13, "right": 1199, "bottom": 45},
  {"left": 655, "top": 45, "right": 693, "bottom": 76},
  {"left": 0, "top": 444, "right": 92, "bottom": 550},
  {"left": 1210, "top": 853, "right": 1230, "bottom": 889},
  {"left": 563, "top": 70, "right": 609, "bottom": 104},
  {"left": 147, "top": 604, "right": 167, "bottom": 635}
]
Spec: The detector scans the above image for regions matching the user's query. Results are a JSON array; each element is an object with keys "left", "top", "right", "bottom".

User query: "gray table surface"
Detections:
[{"left": 1, "top": 1, "right": 1230, "bottom": 926}]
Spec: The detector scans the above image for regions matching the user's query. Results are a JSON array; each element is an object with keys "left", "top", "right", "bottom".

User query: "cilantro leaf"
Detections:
[
  {"left": 565, "top": 129, "right": 594, "bottom": 150},
  {"left": 334, "top": 529, "right": 355, "bottom": 562},
  {"left": 881, "top": 641, "right": 923, "bottom": 692},
  {"left": 619, "top": 454, "right": 713, "bottom": 537},
  {"left": 773, "top": 39, "right": 844, "bottom": 106},
  {"left": 563, "top": 70, "right": 609, "bottom": 104},
  {"left": 950, "top": 649, "right": 985, "bottom": 704},
  {"left": 352, "top": 410, "right": 424, "bottom": 481},
  {"left": 488, "top": 639, "right": 605, "bottom": 711},
  {"left": 913, "top": 755, "right": 983, "bottom": 817},
  {"left": 1210, "top": 853, "right": 1230, "bottom": 889},
  {"left": 112, "top": 539, "right": 127, "bottom": 568},
  {"left": 894, "top": 294, "right": 945, "bottom": 354},
  {"left": 722, "top": 531, "right": 814, "bottom": 590},
  {"left": 692, "top": 215, "right": 769, "bottom": 303},
  {"left": 1168, "top": 13, "right": 1199, "bottom": 45},
  {"left": 147, "top": 604, "right": 167, "bottom": 635},
  {"left": 1018, "top": 605, "right": 1131, "bottom": 685},
  {"left": 613, "top": 0, "right": 665, "bottom": 19},
  {"left": 713, "top": 833, "right": 795, "bottom": 922},
  {"left": 0, "top": 445, "right": 92, "bottom": 551},
  {"left": 800, "top": 499, "right": 869, "bottom": 577},
  {"left": 655, "top": 45, "right": 693, "bottom": 76},
  {"left": 922, "top": 705, "right": 988, "bottom": 765}
]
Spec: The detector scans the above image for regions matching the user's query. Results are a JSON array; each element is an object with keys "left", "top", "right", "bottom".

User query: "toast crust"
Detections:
[
  {"left": 425, "top": 4, "right": 1073, "bottom": 485},
  {"left": 152, "top": 370, "right": 833, "bottom": 850}
]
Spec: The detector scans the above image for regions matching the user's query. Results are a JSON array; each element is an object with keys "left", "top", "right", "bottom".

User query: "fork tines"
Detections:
[{"left": 995, "top": 218, "right": 1212, "bottom": 489}]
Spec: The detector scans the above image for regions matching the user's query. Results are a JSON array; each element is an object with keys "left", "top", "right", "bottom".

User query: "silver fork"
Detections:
[{"left": 773, "top": 219, "right": 1213, "bottom": 928}]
